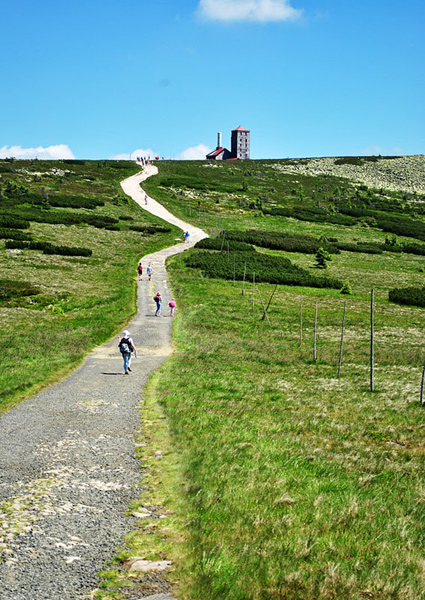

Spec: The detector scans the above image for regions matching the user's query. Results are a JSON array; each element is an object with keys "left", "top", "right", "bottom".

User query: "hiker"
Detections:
[
  {"left": 185, "top": 231, "right": 190, "bottom": 244},
  {"left": 145, "top": 193, "right": 148, "bottom": 205},
  {"left": 153, "top": 291, "right": 162, "bottom": 316},
  {"left": 147, "top": 264, "right": 153, "bottom": 281},
  {"left": 182, "top": 231, "right": 186, "bottom": 243},
  {"left": 118, "top": 330, "right": 137, "bottom": 375},
  {"left": 137, "top": 262, "right": 143, "bottom": 280},
  {"left": 169, "top": 297, "right": 176, "bottom": 317}
]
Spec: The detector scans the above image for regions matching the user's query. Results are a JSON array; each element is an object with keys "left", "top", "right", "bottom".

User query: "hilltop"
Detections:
[{"left": 271, "top": 154, "right": 425, "bottom": 195}]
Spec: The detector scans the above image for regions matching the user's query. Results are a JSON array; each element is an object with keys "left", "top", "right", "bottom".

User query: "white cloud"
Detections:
[
  {"left": 0, "top": 144, "right": 75, "bottom": 160},
  {"left": 361, "top": 145, "right": 403, "bottom": 156},
  {"left": 111, "top": 148, "right": 158, "bottom": 160},
  {"left": 179, "top": 144, "right": 212, "bottom": 160},
  {"left": 197, "top": 0, "right": 302, "bottom": 23}
]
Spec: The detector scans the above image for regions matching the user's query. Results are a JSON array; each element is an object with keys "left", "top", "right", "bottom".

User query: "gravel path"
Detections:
[{"left": 0, "top": 167, "right": 207, "bottom": 599}]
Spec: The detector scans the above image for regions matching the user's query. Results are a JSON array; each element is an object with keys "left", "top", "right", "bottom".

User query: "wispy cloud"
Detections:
[
  {"left": 197, "top": 0, "right": 303, "bottom": 23},
  {"left": 179, "top": 144, "right": 212, "bottom": 160},
  {"left": 0, "top": 144, "right": 74, "bottom": 160}
]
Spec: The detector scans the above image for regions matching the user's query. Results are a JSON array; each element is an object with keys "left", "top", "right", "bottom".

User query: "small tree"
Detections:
[
  {"left": 385, "top": 233, "right": 398, "bottom": 247},
  {"left": 340, "top": 281, "right": 353, "bottom": 295},
  {"left": 315, "top": 247, "right": 332, "bottom": 269}
]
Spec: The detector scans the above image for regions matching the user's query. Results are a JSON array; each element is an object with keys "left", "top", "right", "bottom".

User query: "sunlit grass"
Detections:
[
  {"left": 148, "top": 252, "right": 425, "bottom": 599},
  {"left": 0, "top": 161, "right": 180, "bottom": 413}
]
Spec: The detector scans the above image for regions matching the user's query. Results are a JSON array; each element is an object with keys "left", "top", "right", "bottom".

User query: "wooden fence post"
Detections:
[
  {"left": 220, "top": 231, "right": 226, "bottom": 252},
  {"left": 261, "top": 285, "right": 277, "bottom": 323},
  {"left": 252, "top": 272, "right": 255, "bottom": 310},
  {"left": 313, "top": 301, "right": 318, "bottom": 362},
  {"left": 370, "top": 289, "right": 374, "bottom": 392},
  {"left": 300, "top": 295, "right": 303, "bottom": 348},
  {"left": 420, "top": 359, "right": 425, "bottom": 405},
  {"left": 257, "top": 287, "right": 271, "bottom": 327},
  {"left": 242, "top": 262, "right": 246, "bottom": 295},
  {"left": 337, "top": 302, "right": 346, "bottom": 379}
]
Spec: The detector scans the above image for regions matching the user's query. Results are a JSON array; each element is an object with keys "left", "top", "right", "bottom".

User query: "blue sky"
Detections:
[{"left": 1, "top": 0, "right": 424, "bottom": 160}]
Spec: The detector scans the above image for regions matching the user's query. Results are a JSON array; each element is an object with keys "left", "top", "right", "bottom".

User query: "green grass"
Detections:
[
  {"left": 2, "top": 157, "right": 424, "bottom": 599},
  {"left": 150, "top": 253, "right": 425, "bottom": 599},
  {"left": 137, "top": 160, "right": 425, "bottom": 599},
  {"left": 0, "top": 159, "right": 181, "bottom": 413}
]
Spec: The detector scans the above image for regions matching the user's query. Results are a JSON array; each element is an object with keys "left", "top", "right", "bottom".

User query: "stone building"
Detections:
[
  {"left": 231, "top": 126, "right": 250, "bottom": 159},
  {"left": 206, "top": 127, "right": 250, "bottom": 161}
]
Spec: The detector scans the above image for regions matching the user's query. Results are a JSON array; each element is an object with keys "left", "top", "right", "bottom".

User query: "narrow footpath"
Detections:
[{"left": 0, "top": 166, "right": 207, "bottom": 600}]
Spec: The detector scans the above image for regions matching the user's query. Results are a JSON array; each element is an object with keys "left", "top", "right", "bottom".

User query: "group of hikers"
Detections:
[
  {"left": 118, "top": 260, "right": 176, "bottom": 374},
  {"left": 119, "top": 215, "right": 192, "bottom": 374}
]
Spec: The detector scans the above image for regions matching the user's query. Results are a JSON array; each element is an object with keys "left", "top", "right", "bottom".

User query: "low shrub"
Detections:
[
  {"left": 129, "top": 225, "right": 172, "bottom": 234},
  {"left": 336, "top": 242, "right": 383, "bottom": 254},
  {"left": 1, "top": 208, "right": 118, "bottom": 229},
  {"left": 220, "top": 229, "right": 339, "bottom": 254},
  {"left": 0, "top": 228, "right": 32, "bottom": 241},
  {"left": 402, "top": 242, "right": 425, "bottom": 256},
  {"left": 0, "top": 279, "right": 41, "bottom": 302},
  {"left": 4, "top": 240, "right": 92, "bottom": 257},
  {"left": 195, "top": 238, "right": 256, "bottom": 252},
  {"left": 184, "top": 250, "right": 343, "bottom": 290},
  {"left": 263, "top": 206, "right": 357, "bottom": 227},
  {"left": 389, "top": 286, "right": 425, "bottom": 308},
  {"left": 0, "top": 216, "right": 30, "bottom": 229}
]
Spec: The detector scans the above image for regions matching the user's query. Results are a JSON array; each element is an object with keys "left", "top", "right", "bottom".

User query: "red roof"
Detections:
[
  {"left": 207, "top": 147, "right": 225, "bottom": 157},
  {"left": 232, "top": 126, "right": 249, "bottom": 132}
]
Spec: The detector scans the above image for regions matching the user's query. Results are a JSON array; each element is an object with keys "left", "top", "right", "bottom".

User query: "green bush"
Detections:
[
  {"left": 184, "top": 250, "right": 343, "bottom": 290},
  {"left": 389, "top": 286, "right": 425, "bottom": 308},
  {"left": 0, "top": 279, "right": 41, "bottom": 302},
  {"left": 0, "top": 228, "right": 32, "bottom": 241},
  {"left": 336, "top": 242, "right": 383, "bottom": 254},
  {"left": 5, "top": 240, "right": 92, "bottom": 257},
  {"left": 220, "top": 229, "right": 339, "bottom": 254},
  {"left": 129, "top": 225, "right": 172, "bottom": 234},
  {"left": 402, "top": 242, "right": 425, "bottom": 256},
  {"left": 263, "top": 206, "right": 357, "bottom": 227},
  {"left": 0, "top": 216, "right": 30, "bottom": 229},
  {"left": 3, "top": 192, "right": 104, "bottom": 210},
  {"left": 0, "top": 208, "right": 118, "bottom": 229},
  {"left": 195, "top": 238, "right": 256, "bottom": 252}
]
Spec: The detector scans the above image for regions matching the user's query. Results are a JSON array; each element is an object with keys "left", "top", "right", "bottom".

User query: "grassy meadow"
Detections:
[
  {"left": 138, "top": 159, "right": 425, "bottom": 600},
  {"left": 0, "top": 159, "right": 180, "bottom": 413},
  {"left": 1, "top": 156, "right": 424, "bottom": 599}
]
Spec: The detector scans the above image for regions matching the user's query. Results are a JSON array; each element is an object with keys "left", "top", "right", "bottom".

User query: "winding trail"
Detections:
[{"left": 0, "top": 166, "right": 207, "bottom": 599}]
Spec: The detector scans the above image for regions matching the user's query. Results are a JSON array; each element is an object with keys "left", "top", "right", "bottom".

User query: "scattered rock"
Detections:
[{"left": 127, "top": 558, "right": 172, "bottom": 573}]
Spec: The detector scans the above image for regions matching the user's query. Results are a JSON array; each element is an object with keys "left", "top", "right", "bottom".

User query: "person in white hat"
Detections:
[{"left": 118, "top": 330, "right": 137, "bottom": 374}]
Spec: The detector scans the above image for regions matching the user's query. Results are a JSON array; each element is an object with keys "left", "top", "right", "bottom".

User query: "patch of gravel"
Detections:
[{"left": 272, "top": 155, "right": 425, "bottom": 195}]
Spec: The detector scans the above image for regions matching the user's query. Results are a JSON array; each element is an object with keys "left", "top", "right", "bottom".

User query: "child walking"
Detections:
[{"left": 169, "top": 298, "right": 176, "bottom": 317}]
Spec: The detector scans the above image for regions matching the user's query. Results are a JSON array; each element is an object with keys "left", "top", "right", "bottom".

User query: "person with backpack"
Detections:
[
  {"left": 137, "top": 262, "right": 143, "bottom": 280},
  {"left": 118, "top": 330, "right": 137, "bottom": 375},
  {"left": 153, "top": 291, "right": 162, "bottom": 316},
  {"left": 147, "top": 264, "right": 153, "bottom": 281},
  {"left": 169, "top": 297, "right": 176, "bottom": 317}
]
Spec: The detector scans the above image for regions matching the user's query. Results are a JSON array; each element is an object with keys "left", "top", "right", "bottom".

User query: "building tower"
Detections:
[{"left": 231, "top": 126, "right": 250, "bottom": 159}]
